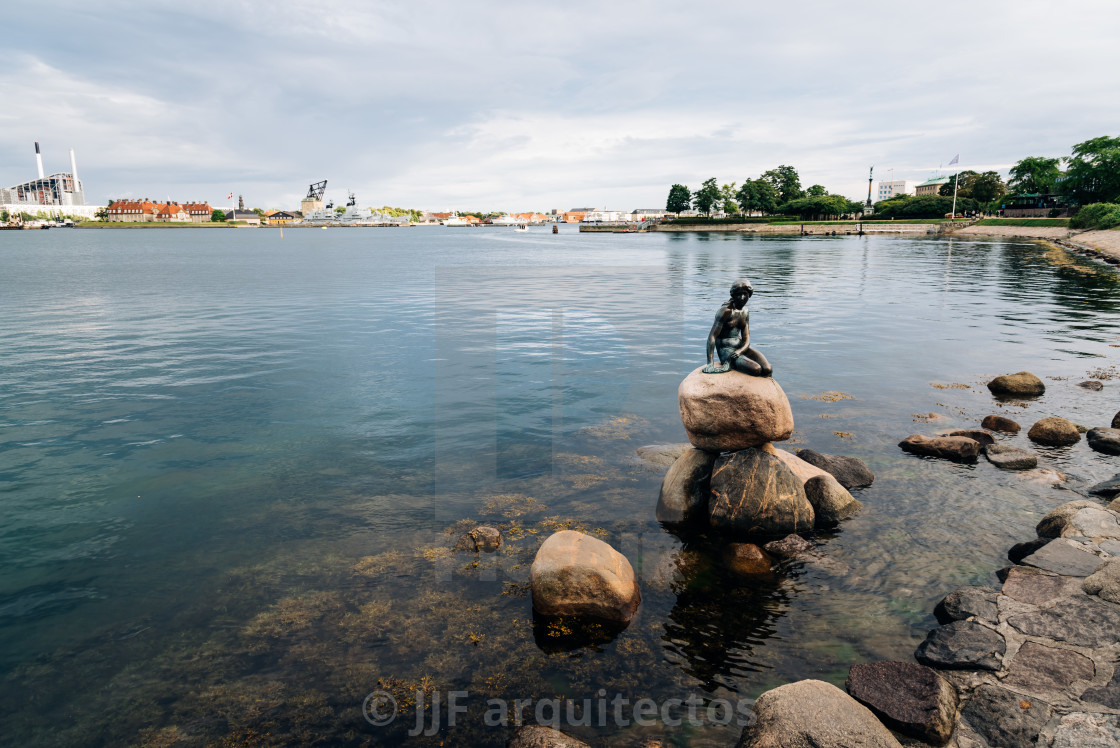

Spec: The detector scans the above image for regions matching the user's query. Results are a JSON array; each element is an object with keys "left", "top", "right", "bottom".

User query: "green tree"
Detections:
[
  {"left": 762, "top": 165, "right": 803, "bottom": 204},
  {"left": 970, "top": 171, "right": 1007, "bottom": 203},
  {"left": 778, "top": 194, "right": 849, "bottom": 220},
  {"left": 334, "top": 206, "right": 346, "bottom": 214},
  {"left": 666, "top": 184, "right": 691, "bottom": 213},
  {"left": 252, "top": 208, "right": 265, "bottom": 217},
  {"left": 1008, "top": 156, "right": 1063, "bottom": 194},
  {"left": 939, "top": 171, "right": 978, "bottom": 197},
  {"left": 1060, "top": 135, "right": 1120, "bottom": 205},
  {"left": 692, "top": 177, "right": 721, "bottom": 215},
  {"left": 806, "top": 184, "right": 827, "bottom": 197},
  {"left": 211, "top": 209, "right": 226, "bottom": 222},
  {"left": 0, "top": 209, "right": 8, "bottom": 223},
  {"left": 736, "top": 178, "right": 779, "bottom": 215},
  {"left": 95, "top": 207, "right": 108, "bottom": 221},
  {"left": 720, "top": 182, "right": 739, "bottom": 213}
]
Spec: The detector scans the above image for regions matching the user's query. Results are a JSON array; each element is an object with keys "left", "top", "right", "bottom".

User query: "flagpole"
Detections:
[{"left": 951, "top": 171, "right": 959, "bottom": 218}]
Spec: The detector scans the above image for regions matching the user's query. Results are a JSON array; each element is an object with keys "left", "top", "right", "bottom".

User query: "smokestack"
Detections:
[
  {"left": 35, "top": 142, "right": 45, "bottom": 179},
  {"left": 69, "top": 148, "right": 78, "bottom": 183}
]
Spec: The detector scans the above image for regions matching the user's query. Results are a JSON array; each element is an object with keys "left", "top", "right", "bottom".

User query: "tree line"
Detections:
[{"left": 666, "top": 166, "right": 864, "bottom": 220}]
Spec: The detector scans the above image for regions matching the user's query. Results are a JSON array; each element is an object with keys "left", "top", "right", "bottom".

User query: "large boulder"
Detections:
[
  {"left": 948, "top": 429, "right": 995, "bottom": 446},
  {"left": 530, "top": 530, "right": 641, "bottom": 624},
  {"left": 795, "top": 448, "right": 875, "bottom": 489},
  {"left": 981, "top": 414, "right": 1021, "bottom": 433},
  {"left": 1027, "top": 416, "right": 1081, "bottom": 446},
  {"left": 983, "top": 443, "right": 1038, "bottom": 470},
  {"left": 737, "top": 679, "right": 902, "bottom": 748},
  {"left": 986, "top": 371, "right": 1045, "bottom": 397},
  {"left": 763, "top": 444, "right": 830, "bottom": 483},
  {"left": 709, "top": 449, "right": 814, "bottom": 536},
  {"left": 1089, "top": 474, "right": 1120, "bottom": 500},
  {"left": 655, "top": 448, "right": 716, "bottom": 524},
  {"left": 722, "top": 543, "right": 774, "bottom": 575},
  {"left": 805, "top": 474, "right": 862, "bottom": 526},
  {"left": 1036, "top": 500, "right": 1103, "bottom": 538},
  {"left": 1114, "top": 411, "right": 1120, "bottom": 429},
  {"left": 899, "top": 434, "right": 980, "bottom": 462},
  {"left": 635, "top": 443, "right": 691, "bottom": 467},
  {"left": 914, "top": 621, "right": 1005, "bottom": 671},
  {"left": 933, "top": 586, "right": 1000, "bottom": 625},
  {"left": 678, "top": 368, "right": 794, "bottom": 452},
  {"left": 845, "top": 661, "right": 959, "bottom": 745},
  {"left": 1087, "top": 427, "right": 1120, "bottom": 455},
  {"left": 1084, "top": 559, "right": 1120, "bottom": 604}
]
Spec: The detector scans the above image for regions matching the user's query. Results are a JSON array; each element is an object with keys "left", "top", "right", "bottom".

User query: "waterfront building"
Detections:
[
  {"left": 562, "top": 211, "right": 586, "bottom": 223},
  {"left": 107, "top": 199, "right": 211, "bottom": 222},
  {"left": 266, "top": 210, "right": 301, "bottom": 225},
  {"left": 182, "top": 202, "right": 214, "bottom": 222},
  {"left": 876, "top": 180, "right": 916, "bottom": 200},
  {"left": 632, "top": 208, "right": 669, "bottom": 220},
  {"left": 915, "top": 176, "right": 951, "bottom": 196},
  {"left": 225, "top": 209, "right": 261, "bottom": 225},
  {"left": 2, "top": 142, "right": 103, "bottom": 219},
  {"left": 1000, "top": 193, "right": 1068, "bottom": 218}
]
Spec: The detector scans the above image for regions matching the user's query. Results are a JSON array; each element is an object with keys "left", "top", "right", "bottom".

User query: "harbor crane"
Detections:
[
  {"left": 346, "top": 191, "right": 357, "bottom": 207},
  {"left": 305, "top": 180, "right": 327, "bottom": 200}
]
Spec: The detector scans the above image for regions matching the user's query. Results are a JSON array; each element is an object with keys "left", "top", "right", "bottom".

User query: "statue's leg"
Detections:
[{"left": 736, "top": 347, "right": 772, "bottom": 377}]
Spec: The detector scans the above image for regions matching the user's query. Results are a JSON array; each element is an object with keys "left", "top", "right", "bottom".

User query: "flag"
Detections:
[
  {"left": 948, "top": 154, "right": 959, "bottom": 166},
  {"left": 227, "top": 192, "right": 233, "bottom": 200}
]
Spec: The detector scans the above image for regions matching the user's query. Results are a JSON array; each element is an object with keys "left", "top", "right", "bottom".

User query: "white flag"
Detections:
[{"left": 948, "top": 154, "right": 959, "bottom": 166}]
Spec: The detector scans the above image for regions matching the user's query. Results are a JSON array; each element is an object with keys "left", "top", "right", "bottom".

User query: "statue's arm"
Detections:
[{"left": 706, "top": 308, "right": 727, "bottom": 364}]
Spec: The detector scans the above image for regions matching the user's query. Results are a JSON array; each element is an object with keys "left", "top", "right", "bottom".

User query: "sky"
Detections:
[{"left": 2, "top": 0, "right": 1118, "bottom": 212}]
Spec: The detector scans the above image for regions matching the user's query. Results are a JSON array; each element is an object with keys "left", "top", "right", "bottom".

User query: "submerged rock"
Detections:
[
  {"left": 678, "top": 368, "right": 794, "bottom": 452},
  {"left": 795, "top": 448, "right": 875, "bottom": 489},
  {"left": 1089, "top": 474, "right": 1120, "bottom": 499},
  {"left": 635, "top": 443, "right": 691, "bottom": 467},
  {"left": 456, "top": 525, "right": 503, "bottom": 552},
  {"left": 845, "top": 661, "right": 959, "bottom": 745},
  {"left": 983, "top": 443, "right": 1037, "bottom": 470},
  {"left": 1114, "top": 411, "right": 1120, "bottom": 429},
  {"left": 1028, "top": 416, "right": 1081, "bottom": 446},
  {"left": 722, "top": 543, "right": 774, "bottom": 575},
  {"left": 987, "top": 371, "right": 1045, "bottom": 397},
  {"left": 1087, "top": 426, "right": 1120, "bottom": 455},
  {"left": 1077, "top": 379, "right": 1104, "bottom": 390},
  {"left": 530, "top": 530, "right": 641, "bottom": 624},
  {"left": 762, "top": 533, "right": 815, "bottom": 560},
  {"left": 899, "top": 434, "right": 980, "bottom": 462},
  {"left": 709, "top": 449, "right": 814, "bottom": 536},
  {"left": 655, "top": 447, "right": 715, "bottom": 524},
  {"left": 737, "top": 679, "right": 902, "bottom": 748},
  {"left": 981, "top": 414, "right": 1021, "bottom": 433},
  {"left": 508, "top": 725, "right": 591, "bottom": 748},
  {"left": 804, "top": 474, "right": 862, "bottom": 526}
]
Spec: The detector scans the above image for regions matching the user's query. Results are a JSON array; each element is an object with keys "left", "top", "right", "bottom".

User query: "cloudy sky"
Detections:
[{"left": 2, "top": 0, "right": 1117, "bottom": 212}]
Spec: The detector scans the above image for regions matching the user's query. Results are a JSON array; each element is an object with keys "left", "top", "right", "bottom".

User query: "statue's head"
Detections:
[{"left": 729, "top": 279, "right": 753, "bottom": 307}]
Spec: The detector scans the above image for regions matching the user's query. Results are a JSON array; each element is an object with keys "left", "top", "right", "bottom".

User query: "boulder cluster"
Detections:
[
  {"left": 900, "top": 371, "right": 1120, "bottom": 466},
  {"left": 660, "top": 366, "right": 869, "bottom": 536}
]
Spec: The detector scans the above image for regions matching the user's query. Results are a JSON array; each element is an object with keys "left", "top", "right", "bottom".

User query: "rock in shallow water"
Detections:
[
  {"left": 709, "top": 449, "right": 814, "bottom": 536},
  {"left": 722, "top": 543, "right": 774, "bottom": 575},
  {"left": 762, "top": 533, "right": 815, "bottom": 559},
  {"left": 804, "top": 474, "right": 861, "bottom": 526},
  {"left": 530, "top": 530, "right": 640, "bottom": 624},
  {"left": 1087, "top": 426, "right": 1120, "bottom": 455},
  {"left": 948, "top": 428, "right": 995, "bottom": 445},
  {"left": 987, "top": 371, "right": 1045, "bottom": 397},
  {"left": 981, "top": 414, "right": 1021, "bottom": 433},
  {"left": 899, "top": 434, "right": 980, "bottom": 462},
  {"left": 737, "top": 679, "right": 902, "bottom": 748},
  {"left": 635, "top": 443, "right": 691, "bottom": 467},
  {"left": 508, "top": 725, "right": 591, "bottom": 748},
  {"left": 678, "top": 368, "right": 794, "bottom": 452},
  {"left": 933, "top": 586, "right": 1000, "bottom": 625},
  {"left": 456, "top": 525, "right": 503, "bottom": 552},
  {"left": 795, "top": 448, "right": 875, "bottom": 489},
  {"left": 655, "top": 447, "right": 715, "bottom": 524},
  {"left": 1089, "top": 474, "right": 1120, "bottom": 499},
  {"left": 1036, "top": 500, "right": 1118, "bottom": 539},
  {"left": 1028, "top": 416, "right": 1082, "bottom": 446},
  {"left": 983, "top": 443, "right": 1037, "bottom": 470},
  {"left": 1020, "top": 539, "right": 1105, "bottom": 577},
  {"left": 845, "top": 661, "right": 958, "bottom": 745}
]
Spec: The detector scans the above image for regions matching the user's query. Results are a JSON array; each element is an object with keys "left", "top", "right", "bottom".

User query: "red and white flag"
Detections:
[
  {"left": 227, "top": 192, "right": 233, "bottom": 200},
  {"left": 948, "top": 154, "right": 959, "bottom": 166}
]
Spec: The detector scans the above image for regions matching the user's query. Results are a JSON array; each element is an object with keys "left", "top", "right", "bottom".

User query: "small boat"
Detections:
[{"left": 513, "top": 224, "right": 528, "bottom": 232}]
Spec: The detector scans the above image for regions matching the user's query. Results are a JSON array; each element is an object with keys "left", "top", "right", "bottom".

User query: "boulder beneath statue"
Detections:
[
  {"left": 530, "top": 530, "right": 641, "bottom": 624},
  {"left": 709, "top": 449, "right": 814, "bottom": 536},
  {"left": 795, "top": 448, "right": 875, "bottom": 489},
  {"left": 678, "top": 368, "right": 794, "bottom": 452},
  {"left": 805, "top": 474, "right": 862, "bottom": 526},
  {"left": 656, "top": 448, "right": 716, "bottom": 524}
]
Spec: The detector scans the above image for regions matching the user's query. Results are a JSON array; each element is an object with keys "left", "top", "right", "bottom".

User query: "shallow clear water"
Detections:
[{"left": 1, "top": 226, "right": 1118, "bottom": 746}]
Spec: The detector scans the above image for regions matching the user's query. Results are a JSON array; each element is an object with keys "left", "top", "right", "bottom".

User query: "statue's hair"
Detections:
[{"left": 731, "top": 279, "right": 753, "bottom": 294}]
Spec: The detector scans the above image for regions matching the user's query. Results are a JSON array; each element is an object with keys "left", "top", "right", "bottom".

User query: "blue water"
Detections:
[{"left": 1, "top": 226, "right": 1118, "bottom": 746}]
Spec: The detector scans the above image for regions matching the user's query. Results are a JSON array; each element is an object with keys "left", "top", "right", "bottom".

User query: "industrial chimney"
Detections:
[
  {"left": 69, "top": 148, "right": 78, "bottom": 183},
  {"left": 35, "top": 142, "right": 45, "bottom": 179}
]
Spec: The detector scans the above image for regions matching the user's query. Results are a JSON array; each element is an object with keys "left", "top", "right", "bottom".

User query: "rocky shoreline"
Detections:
[{"left": 949, "top": 224, "right": 1120, "bottom": 265}]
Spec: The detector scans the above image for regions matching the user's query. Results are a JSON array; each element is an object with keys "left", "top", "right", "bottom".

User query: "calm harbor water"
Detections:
[{"left": 1, "top": 226, "right": 1118, "bottom": 746}]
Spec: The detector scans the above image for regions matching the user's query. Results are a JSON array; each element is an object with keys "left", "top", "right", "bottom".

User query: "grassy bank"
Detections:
[
  {"left": 974, "top": 218, "right": 1070, "bottom": 227},
  {"left": 768, "top": 218, "right": 970, "bottom": 226}
]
